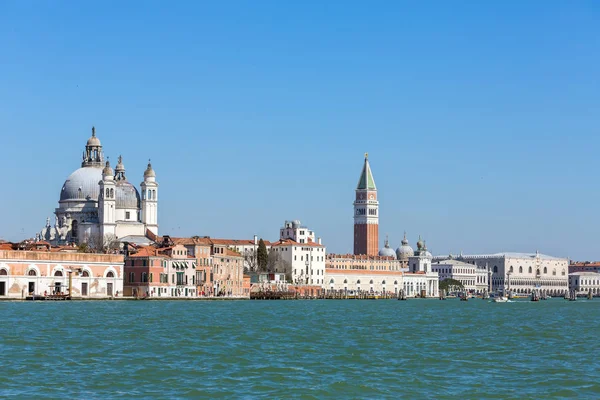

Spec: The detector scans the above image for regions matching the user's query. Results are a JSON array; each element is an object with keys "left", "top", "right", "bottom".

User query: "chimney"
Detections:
[
  {"left": 318, "top": 237, "right": 322, "bottom": 245},
  {"left": 254, "top": 235, "right": 258, "bottom": 245}
]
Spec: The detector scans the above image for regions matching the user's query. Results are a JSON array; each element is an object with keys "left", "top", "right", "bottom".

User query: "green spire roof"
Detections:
[{"left": 356, "top": 153, "right": 376, "bottom": 190}]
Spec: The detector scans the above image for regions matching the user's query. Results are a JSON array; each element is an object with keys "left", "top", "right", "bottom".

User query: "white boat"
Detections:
[{"left": 493, "top": 296, "right": 509, "bottom": 303}]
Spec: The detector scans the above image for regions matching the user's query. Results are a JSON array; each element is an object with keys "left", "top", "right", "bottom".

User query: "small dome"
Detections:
[
  {"left": 379, "top": 237, "right": 396, "bottom": 258},
  {"left": 102, "top": 161, "right": 113, "bottom": 177},
  {"left": 115, "top": 155, "right": 125, "bottom": 172},
  {"left": 87, "top": 127, "right": 101, "bottom": 147},
  {"left": 144, "top": 161, "right": 156, "bottom": 178},
  {"left": 396, "top": 232, "right": 414, "bottom": 260},
  {"left": 60, "top": 167, "right": 103, "bottom": 202},
  {"left": 417, "top": 235, "right": 424, "bottom": 250},
  {"left": 115, "top": 181, "right": 140, "bottom": 209}
]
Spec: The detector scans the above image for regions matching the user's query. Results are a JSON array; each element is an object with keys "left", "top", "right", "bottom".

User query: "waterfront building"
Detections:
[
  {"left": 325, "top": 236, "right": 439, "bottom": 297},
  {"left": 38, "top": 127, "right": 158, "bottom": 246},
  {"left": 449, "top": 252, "right": 569, "bottom": 296},
  {"left": 209, "top": 244, "right": 245, "bottom": 297},
  {"left": 0, "top": 242, "right": 123, "bottom": 298},
  {"left": 431, "top": 258, "right": 478, "bottom": 292},
  {"left": 325, "top": 253, "right": 405, "bottom": 294},
  {"left": 170, "top": 236, "right": 246, "bottom": 296},
  {"left": 274, "top": 220, "right": 325, "bottom": 286},
  {"left": 568, "top": 272, "right": 600, "bottom": 295},
  {"left": 124, "top": 244, "right": 199, "bottom": 298},
  {"left": 354, "top": 153, "right": 379, "bottom": 256}
]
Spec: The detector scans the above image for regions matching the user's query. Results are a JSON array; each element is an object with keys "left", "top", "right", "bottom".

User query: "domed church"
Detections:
[{"left": 39, "top": 127, "right": 159, "bottom": 245}]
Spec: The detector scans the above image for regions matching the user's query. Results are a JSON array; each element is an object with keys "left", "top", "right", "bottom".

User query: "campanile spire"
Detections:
[{"left": 353, "top": 153, "right": 379, "bottom": 256}]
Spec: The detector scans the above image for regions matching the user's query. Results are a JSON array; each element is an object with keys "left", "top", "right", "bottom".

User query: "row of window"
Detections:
[
  {"left": 497, "top": 265, "right": 566, "bottom": 276},
  {"left": 129, "top": 272, "right": 196, "bottom": 285},
  {"left": 294, "top": 255, "right": 324, "bottom": 262},
  {"left": 7, "top": 269, "right": 110, "bottom": 278}
]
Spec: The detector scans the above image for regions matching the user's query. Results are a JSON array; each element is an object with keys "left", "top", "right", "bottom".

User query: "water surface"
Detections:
[{"left": 1, "top": 299, "right": 599, "bottom": 399}]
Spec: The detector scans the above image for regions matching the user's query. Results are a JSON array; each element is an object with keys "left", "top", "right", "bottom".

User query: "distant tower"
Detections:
[
  {"left": 99, "top": 160, "right": 116, "bottom": 238},
  {"left": 141, "top": 160, "right": 159, "bottom": 235},
  {"left": 353, "top": 153, "right": 379, "bottom": 256}
]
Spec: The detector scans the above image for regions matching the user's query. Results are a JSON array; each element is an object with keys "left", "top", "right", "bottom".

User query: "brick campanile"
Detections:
[{"left": 353, "top": 153, "right": 379, "bottom": 256}]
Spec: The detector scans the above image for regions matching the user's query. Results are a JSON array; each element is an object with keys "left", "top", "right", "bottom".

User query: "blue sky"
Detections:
[{"left": 1, "top": 1, "right": 599, "bottom": 259}]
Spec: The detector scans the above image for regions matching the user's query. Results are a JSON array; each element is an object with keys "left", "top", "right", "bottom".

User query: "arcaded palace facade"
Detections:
[{"left": 39, "top": 127, "right": 158, "bottom": 246}]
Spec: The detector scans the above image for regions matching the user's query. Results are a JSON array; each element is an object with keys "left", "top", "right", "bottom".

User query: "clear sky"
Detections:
[{"left": 1, "top": 1, "right": 599, "bottom": 260}]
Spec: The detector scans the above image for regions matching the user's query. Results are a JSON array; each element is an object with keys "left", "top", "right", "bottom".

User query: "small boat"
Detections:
[
  {"left": 531, "top": 290, "right": 540, "bottom": 302},
  {"left": 493, "top": 296, "right": 509, "bottom": 303}
]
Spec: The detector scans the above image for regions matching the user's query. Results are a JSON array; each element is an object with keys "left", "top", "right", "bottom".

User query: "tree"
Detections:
[
  {"left": 244, "top": 248, "right": 259, "bottom": 273},
  {"left": 84, "top": 233, "right": 121, "bottom": 253},
  {"left": 266, "top": 251, "right": 292, "bottom": 279},
  {"left": 257, "top": 239, "right": 268, "bottom": 272},
  {"left": 439, "top": 278, "right": 465, "bottom": 293}
]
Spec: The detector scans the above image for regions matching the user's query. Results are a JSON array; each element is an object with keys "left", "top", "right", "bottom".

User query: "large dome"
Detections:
[
  {"left": 115, "top": 181, "right": 140, "bottom": 209},
  {"left": 59, "top": 167, "right": 103, "bottom": 202}
]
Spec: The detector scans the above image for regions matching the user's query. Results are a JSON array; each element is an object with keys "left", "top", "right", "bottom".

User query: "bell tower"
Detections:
[
  {"left": 99, "top": 160, "right": 116, "bottom": 238},
  {"left": 353, "top": 153, "right": 379, "bottom": 256},
  {"left": 141, "top": 160, "right": 159, "bottom": 235}
]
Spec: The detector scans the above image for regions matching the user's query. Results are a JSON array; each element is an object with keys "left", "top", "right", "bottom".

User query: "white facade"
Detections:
[
  {"left": 452, "top": 252, "right": 569, "bottom": 296},
  {"left": 39, "top": 127, "right": 158, "bottom": 245},
  {"left": 272, "top": 240, "right": 326, "bottom": 286},
  {"left": 326, "top": 271, "right": 404, "bottom": 294},
  {"left": 403, "top": 273, "right": 439, "bottom": 298},
  {"left": 568, "top": 272, "right": 600, "bottom": 295},
  {"left": 432, "top": 259, "right": 478, "bottom": 292}
]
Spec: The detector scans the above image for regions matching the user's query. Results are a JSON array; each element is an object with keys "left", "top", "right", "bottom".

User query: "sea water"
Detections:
[{"left": 0, "top": 299, "right": 599, "bottom": 399}]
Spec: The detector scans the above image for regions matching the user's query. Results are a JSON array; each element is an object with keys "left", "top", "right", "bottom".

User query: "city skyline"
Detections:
[{"left": 1, "top": 2, "right": 599, "bottom": 259}]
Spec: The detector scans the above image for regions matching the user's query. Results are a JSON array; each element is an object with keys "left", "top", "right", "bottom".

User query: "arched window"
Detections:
[
  {"left": 493, "top": 266, "right": 498, "bottom": 273},
  {"left": 382, "top": 280, "right": 386, "bottom": 285},
  {"left": 357, "top": 280, "right": 361, "bottom": 284},
  {"left": 519, "top": 266, "right": 523, "bottom": 273},
  {"left": 28, "top": 269, "right": 37, "bottom": 276},
  {"left": 343, "top": 279, "right": 347, "bottom": 284},
  {"left": 543, "top": 267, "right": 547, "bottom": 274},
  {"left": 509, "top": 266, "right": 513, "bottom": 273},
  {"left": 562, "top": 269, "right": 565, "bottom": 276},
  {"left": 71, "top": 220, "right": 78, "bottom": 238},
  {"left": 369, "top": 280, "right": 374, "bottom": 284},
  {"left": 141, "top": 272, "right": 147, "bottom": 283},
  {"left": 106, "top": 188, "right": 109, "bottom": 198},
  {"left": 107, "top": 271, "right": 114, "bottom": 278},
  {"left": 81, "top": 270, "right": 89, "bottom": 277},
  {"left": 54, "top": 270, "right": 63, "bottom": 277},
  {"left": 329, "top": 279, "right": 334, "bottom": 284},
  {"left": 129, "top": 272, "right": 134, "bottom": 282},
  {"left": 528, "top": 267, "right": 532, "bottom": 274},
  {"left": 394, "top": 280, "right": 398, "bottom": 285},
  {"left": 0, "top": 269, "right": 7, "bottom": 276},
  {"left": 109, "top": 188, "right": 114, "bottom": 198},
  {"left": 552, "top": 269, "right": 556, "bottom": 276}
]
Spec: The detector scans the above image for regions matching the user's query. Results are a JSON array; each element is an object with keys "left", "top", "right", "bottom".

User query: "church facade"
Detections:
[{"left": 39, "top": 127, "right": 159, "bottom": 246}]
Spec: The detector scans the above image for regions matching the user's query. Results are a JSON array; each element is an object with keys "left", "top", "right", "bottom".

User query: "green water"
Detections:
[{"left": 1, "top": 299, "right": 599, "bottom": 399}]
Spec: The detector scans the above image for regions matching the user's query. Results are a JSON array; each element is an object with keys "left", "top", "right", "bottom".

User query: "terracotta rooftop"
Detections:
[
  {"left": 271, "top": 239, "right": 324, "bottom": 248},
  {"left": 570, "top": 262, "right": 600, "bottom": 267}
]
